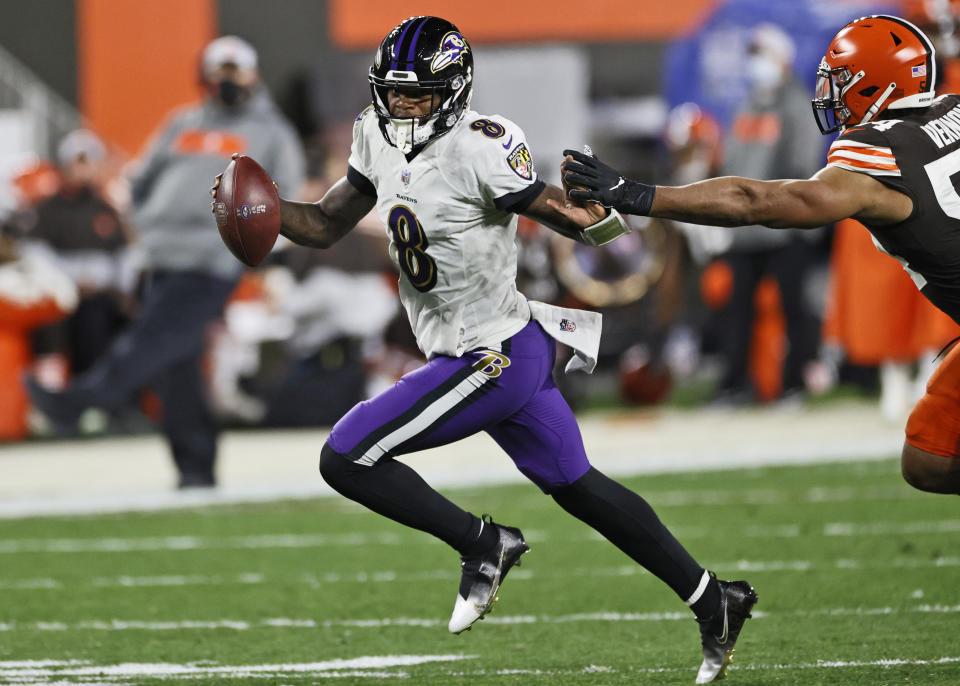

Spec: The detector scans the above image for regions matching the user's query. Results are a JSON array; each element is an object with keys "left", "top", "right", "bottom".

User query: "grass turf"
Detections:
[{"left": 1, "top": 457, "right": 959, "bottom": 685}]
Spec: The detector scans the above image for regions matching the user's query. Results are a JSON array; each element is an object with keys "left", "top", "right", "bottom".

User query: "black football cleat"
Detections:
[
  {"left": 448, "top": 514, "right": 529, "bottom": 634},
  {"left": 695, "top": 577, "right": 758, "bottom": 683}
]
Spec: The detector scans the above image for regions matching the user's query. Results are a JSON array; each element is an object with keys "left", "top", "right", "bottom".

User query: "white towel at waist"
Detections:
[{"left": 527, "top": 300, "right": 602, "bottom": 374}]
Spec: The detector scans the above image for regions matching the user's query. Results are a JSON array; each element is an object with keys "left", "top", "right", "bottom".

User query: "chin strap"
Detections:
[
  {"left": 860, "top": 81, "right": 897, "bottom": 124},
  {"left": 386, "top": 113, "right": 441, "bottom": 154}
]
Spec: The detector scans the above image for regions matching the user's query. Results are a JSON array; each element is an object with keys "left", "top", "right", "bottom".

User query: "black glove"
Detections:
[{"left": 562, "top": 149, "right": 656, "bottom": 216}]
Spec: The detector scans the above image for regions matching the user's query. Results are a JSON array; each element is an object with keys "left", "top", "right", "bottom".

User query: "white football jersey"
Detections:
[{"left": 348, "top": 107, "right": 543, "bottom": 359}]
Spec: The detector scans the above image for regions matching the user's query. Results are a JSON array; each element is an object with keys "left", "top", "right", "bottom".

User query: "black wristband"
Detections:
[{"left": 616, "top": 180, "right": 655, "bottom": 216}]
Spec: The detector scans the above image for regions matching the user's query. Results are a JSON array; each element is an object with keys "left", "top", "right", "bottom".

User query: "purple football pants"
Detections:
[{"left": 327, "top": 321, "right": 591, "bottom": 491}]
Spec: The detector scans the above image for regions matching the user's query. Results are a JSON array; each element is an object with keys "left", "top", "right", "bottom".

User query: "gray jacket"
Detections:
[
  {"left": 721, "top": 79, "right": 825, "bottom": 251},
  {"left": 130, "top": 89, "right": 305, "bottom": 278}
]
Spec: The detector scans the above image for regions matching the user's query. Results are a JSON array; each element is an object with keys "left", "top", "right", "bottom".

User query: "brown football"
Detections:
[{"left": 213, "top": 155, "right": 280, "bottom": 267}]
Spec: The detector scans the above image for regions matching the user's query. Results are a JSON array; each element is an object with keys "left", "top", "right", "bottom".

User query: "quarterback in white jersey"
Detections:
[
  {"left": 348, "top": 105, "right": 539, "bottom": 359},
  {"left": 229, "top": 16, "right": 755, "bottom": 684}
]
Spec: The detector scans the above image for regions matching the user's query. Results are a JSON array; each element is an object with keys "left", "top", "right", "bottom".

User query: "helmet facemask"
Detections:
[
  {"left": 368, "top": 17, "right": 474, "bottom": 154},
  {"left": 812, "top": 61, "right": 856, "bottom": 134},
  {"left": 369, "top": 69, "right": 472, "bottom": 154},
  {"left": 813, "top": 58, "right": 904, "bottom": 134}
]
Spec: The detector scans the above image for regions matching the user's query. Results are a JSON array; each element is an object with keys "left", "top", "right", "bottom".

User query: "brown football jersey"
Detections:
[{"left": 827, "top": 94, "right": 960, "bottom": 324}]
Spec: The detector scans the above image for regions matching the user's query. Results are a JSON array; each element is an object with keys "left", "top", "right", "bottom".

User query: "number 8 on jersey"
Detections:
[{"left": 388, "top": 205, "right": 438, "bottom": 293}]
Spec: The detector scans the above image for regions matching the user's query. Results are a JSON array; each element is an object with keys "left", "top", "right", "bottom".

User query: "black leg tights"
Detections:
[
  {"left": 319, "top": 443, "right": 494, "bottom": 556},
  {"left": 551, "top": 467, "right": 714, "bottom": 607}
]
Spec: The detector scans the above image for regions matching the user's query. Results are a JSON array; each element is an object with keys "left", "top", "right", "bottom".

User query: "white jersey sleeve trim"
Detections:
[
  {"left": 826, "top": 161, "right": 902, "bottom": 177},
  {"left": 827, "top": 139, "right": 893, "bottom": 152},
  {"left": 828, "top": 149, "right": 895, "bottom": 164}
]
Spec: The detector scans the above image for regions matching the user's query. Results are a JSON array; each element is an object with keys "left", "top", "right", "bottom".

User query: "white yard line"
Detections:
[
  {"left": 824, "top": 520, "right": 960, "bottom": 535},
  {"left": 646, "top": 484, "right": 914, "bottom": 506},
  {"left": 2, "top": 517, "right": 956, "bottom": 556},
  {"left": 455, "top": 655, "right": 960, "bottom": 678},
  {"left": 0, "top": 578, "right": 62, "bottom": 590},
  {"left": 0, "top": 654, "right": 473, "bottom": 681},
  {"left": 4, "top": 555, "right": 960, "bottom": 592},
  {"left": 1, "top": 604, "right": 958, "bottom": 633},
  {"left": 0, "top": 532, "right": 405, "bottom": 554},
  {"left": 2, "top": 655, "right": 959, "bottom": 682}
]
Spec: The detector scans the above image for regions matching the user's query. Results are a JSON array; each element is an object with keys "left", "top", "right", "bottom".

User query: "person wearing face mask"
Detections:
[
  {"left": 25, "top": 36, "right": 305, "bottom": 488},
  {"left": 23, "top": 129, "right": 132, "bottom": 388},
  {"left": 704, "top": 23, "right": 826, "bottom": 405}
]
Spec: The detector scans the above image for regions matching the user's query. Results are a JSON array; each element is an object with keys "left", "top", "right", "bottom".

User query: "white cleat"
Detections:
[{"left": 448, "top": 515, "right": 529, "bottom": 635}]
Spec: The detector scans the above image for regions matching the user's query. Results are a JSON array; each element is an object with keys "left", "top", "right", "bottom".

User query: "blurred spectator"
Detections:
[
  {"left": 822, "top": 218, "right": 959, "bottom": 420},
  {"left": 207, "top": 229, "right": 399, "bottom": 428},
  {"left": 259, "top": 242, "right": 398, "bottom": 427},
  {"left": 10, "top": 161, "right": 61, "bottom": 210},
  {"left": 613, "top": 104, "right": 727, "bottom": 405},
  {"left": 663, "top": 103, "right": 728, "bottom": 263},
  {"left": 26, "top": 36, "right": 306, "bottom": 488},
  {"left": 657, "top": 103, "right": 727, "bottom": 382},
  {"left": 0, "top": 225, "right": 77, "bottom": 441},
  {"left": 24, "top": 129, "right": 133, "bottom": 386},
  {"left": 711, "top": 24, "right": 825, "bottom": 404}
]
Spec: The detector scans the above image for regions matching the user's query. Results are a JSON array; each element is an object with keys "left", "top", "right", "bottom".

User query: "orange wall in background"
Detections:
[
  {"left": 77, "top": 0, "right": 216, "bottom": 156},
  {"left": 329, "top": 0, "right": 718, "bottom": 47}
]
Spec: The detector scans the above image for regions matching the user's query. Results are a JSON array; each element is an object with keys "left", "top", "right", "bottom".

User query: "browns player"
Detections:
[{"left": 555, "top": 14, "right": 960, "bottom": 496}]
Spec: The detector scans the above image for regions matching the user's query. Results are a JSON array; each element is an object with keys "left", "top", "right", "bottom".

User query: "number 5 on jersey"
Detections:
[{"left": 388, "top": 205, "right": 438, "bottom": 293}]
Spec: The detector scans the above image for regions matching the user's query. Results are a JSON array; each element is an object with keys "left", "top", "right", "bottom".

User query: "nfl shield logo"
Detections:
[
  {"left": 401, "top": 169, "right": 411, "bottom": 185},
  {"left": 559, "top": 318, "right": 577, "bottom": 332}
]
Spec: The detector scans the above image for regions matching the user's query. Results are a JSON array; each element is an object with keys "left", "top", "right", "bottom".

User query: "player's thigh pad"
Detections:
[
  {"left": 906, "top": 342, "right": 960, "bottom": 458},
  {"left": 327, "top": 322, "right": 551, "bottom": 465}
]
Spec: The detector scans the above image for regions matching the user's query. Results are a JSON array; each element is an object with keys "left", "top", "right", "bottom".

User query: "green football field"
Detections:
[{"left": 2, "top": 457, "right": 959, "bottom": 685}]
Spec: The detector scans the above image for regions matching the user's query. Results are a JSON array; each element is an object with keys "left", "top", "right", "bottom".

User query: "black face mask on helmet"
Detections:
[
  {"left": 368, "top": 16, "right": 473, "bottom": 154},
  {"left": 216, "top": 80, "right": 250, "bottom": 107}
]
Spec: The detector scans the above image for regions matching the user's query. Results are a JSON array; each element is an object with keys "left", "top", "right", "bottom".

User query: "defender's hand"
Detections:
[
  {"left": 545, "top": 154, "right": 609, "bottom": 225},
  {"left": 561, "top": 149, "right": 656, "bottom": 216}
]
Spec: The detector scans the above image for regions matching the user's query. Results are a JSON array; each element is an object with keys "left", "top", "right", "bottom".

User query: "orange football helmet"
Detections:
[{"left": 812, "top": 15, "right": 937, "bottom": 134}]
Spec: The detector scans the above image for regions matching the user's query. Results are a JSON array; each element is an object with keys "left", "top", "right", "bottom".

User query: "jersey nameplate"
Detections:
[{"left": 921, "top": 106, "right": 960, "bottom": 149}]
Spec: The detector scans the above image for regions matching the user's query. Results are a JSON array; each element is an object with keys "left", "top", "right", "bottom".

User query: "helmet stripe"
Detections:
[
  {"left": 389, "top": 18, "right": 418, "bottom": 71},
  {"left": 390, "top": 17, "right": 429, "bottom": 72},
  {"left": 406, "top": 18, "right": 428, "bottom": 67}
]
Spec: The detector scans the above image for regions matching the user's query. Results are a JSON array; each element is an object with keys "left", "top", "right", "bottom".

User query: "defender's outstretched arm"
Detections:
[
  {"left": 556, "top": 149, "right": 913, "bottom": 230},
  {"left": 650, "top": 166, "right": 912, "bottom": 229}
]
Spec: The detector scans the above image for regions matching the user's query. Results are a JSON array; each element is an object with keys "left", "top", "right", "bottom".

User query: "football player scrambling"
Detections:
[
  {"left": 213, "top": 15, "right": 756, "bottom": 685},
  {"left": 556, "top": 15, "right": 960, "bottom": 502}
]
